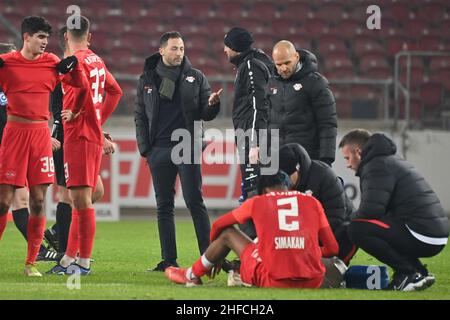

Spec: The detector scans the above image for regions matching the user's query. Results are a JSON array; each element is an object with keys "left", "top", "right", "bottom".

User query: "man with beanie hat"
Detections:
[
  {"left": 223, "top": 27, "right": 274, "bottom": 238},
  {"left": 279, "top": 143, "right": 356, "bottom": 264}
]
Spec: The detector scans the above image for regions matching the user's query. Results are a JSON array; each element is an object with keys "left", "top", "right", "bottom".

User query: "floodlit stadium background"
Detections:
[{"left": 1, "top": 0, "right": 450, "bottom": 218}]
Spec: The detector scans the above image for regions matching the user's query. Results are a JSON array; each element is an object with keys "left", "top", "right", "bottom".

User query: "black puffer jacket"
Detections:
[
  {"left": 135, "top": 53, "right": 220, "bottom": 157},
  {"left": 268, "top": 50, "right": 337, "bottom": 164},
  {"left": 354, "top": 133, "right": 449, "bottom": 238},
  {"left": 230, "top": 48, "right": 273, "bottom": 147},
  {"left": 284, "top": 143, "right": 353, "bottom": 232}
]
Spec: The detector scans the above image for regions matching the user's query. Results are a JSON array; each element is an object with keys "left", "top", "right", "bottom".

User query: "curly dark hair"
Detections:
[{"left": 21, "top": 16, "right": 52, "bottom": 39}]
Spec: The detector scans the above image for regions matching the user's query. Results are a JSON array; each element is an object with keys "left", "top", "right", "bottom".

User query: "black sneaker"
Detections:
[
  {"left": 36, "top": 249, "right": 59, "bottom": 262},
  {"left": 147, "top": 260, "right": 178, "bottom": 272},
  {"left": 386, "top": 272, "right": 428, "bottom": 291},
  {"left": 43, "top": 228, "right": 59, "bottom": 252},
  {"left": 222, "top": 259, "right": 241, "bottom": 273},
  {"left": 413, "top": 262, "right": 436, "bottom": 289}
]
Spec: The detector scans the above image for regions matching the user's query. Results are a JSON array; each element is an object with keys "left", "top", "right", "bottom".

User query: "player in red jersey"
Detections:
[
  {"left": 165, "top": 171, "right": 339, "bottom": 288},
  {"left": 0, "top": 16, "right": 88, "bottom": 276},
  {"left": 48, "top": 16, "right": 122, "bottom": 275}
]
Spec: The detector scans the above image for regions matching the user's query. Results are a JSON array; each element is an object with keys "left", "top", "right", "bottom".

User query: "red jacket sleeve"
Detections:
[
  {"left": 60, "top": 64, "right": 90, "bottom": 115},
  {"left": 101, "top": 70, "right": 122, "bottom": 124},
  {"left": 210, "top": 211, "right": 239, "bottom": 242},
  {"left": 319, "top": 226, "right": 339, "bottom": 257},
  {"left": 210, "top": 198, "right": 256, "bottom": 242},
  {"left": 315, "top": 197, "right": 339, "bottom": 257}
]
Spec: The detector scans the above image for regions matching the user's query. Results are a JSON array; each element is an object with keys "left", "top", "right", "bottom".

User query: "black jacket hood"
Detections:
[
  {"left": 358, "top": 133, "right": 397, "bottom": 176},
  {"left": 231, "top": 48, "right": 274, "bottom": 72},
  {"left": 144, "top": 52, "right": 193, "bottom": 73},
  {"left": 274, "top": 49, "right": 318, "bottom": 81}
]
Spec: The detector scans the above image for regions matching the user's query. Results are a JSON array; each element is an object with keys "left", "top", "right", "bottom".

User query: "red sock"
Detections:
[
  {"left": 0, "top": 214, "right": 7, "bottom": 241},
  {"left": 65, "top": 209, "right": 80, "bottom": 259},
  {"left": 191, "top": 257, "right": 210, "bottom": 278},
  {"left": 25, "top": 215, "right": 46, "bottom": 265},
  {"left": 78, "top": 207, "right": 96, "bottom": 259}
]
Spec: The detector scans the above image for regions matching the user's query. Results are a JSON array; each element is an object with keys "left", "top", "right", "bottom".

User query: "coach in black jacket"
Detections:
[
  {"left": 269, "top": 41, "right": 337, "bottom": 166},
  {"left": 340, "top": 129, "right": 449, "bottom": 291},
  {"left": 135, "top": 32, "right": 221, "bottom": 272},
  {"left": 279, "top": 143, "right": 356, "bottom": 263}
]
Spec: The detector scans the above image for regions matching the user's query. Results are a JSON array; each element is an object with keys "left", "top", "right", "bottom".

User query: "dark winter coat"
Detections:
[
  {"left": 268, "top": 50, "right": 337, "bottom": 165},
  {"left": 135, "top": 53, "right": 220, "bottom": 157},
  {"left": 354, "top": 133, "right": 449, "bottom": 238}
]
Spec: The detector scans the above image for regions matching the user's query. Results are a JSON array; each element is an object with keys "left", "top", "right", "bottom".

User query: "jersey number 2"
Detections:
[{"left": 276, "top": 197, "right": 300, "bottom": 231}]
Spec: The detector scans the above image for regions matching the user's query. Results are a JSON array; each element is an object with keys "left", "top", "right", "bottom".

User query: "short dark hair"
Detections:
[
  {"left": 159, "top": 31, "right": 183, "bottom": 47},
  {"left": 339, "top": 129, "right": 372, "bottom": 149},
  {"left": 0, "top": 43, "right": 17, "bottom": 54},
  {"left": 257, "top": 171, "right": 290, "bottom": 195},
  {"left": 58, "top": 26, "right": 67, "bottom": 52},
  {"left": 21, "top": 16, "right": 52, "bottom": 39},
  {"left": 67, "top": 16, "right": 90, "bottom": 39}
]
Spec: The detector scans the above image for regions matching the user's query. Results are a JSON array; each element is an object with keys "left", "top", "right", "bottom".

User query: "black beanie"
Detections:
[
  {"left": 224, "top": 27, "right": 253, "bottom": 52},
  {"left": 279, "top": 145, "right": 300, "bottom": 175}
]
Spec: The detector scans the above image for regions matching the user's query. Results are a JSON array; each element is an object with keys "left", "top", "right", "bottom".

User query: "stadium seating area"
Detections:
[{"left": 1, "top": 0, "right": 450, "bottom": 121}]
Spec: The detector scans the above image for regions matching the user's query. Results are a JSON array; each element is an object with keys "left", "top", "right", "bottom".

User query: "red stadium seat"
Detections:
[
  {"left": 278, "top": 2, "right": 312, "bottom": 21},
  {"left": 417, "top": 36, "right": 446, "bottom": 51},
  {"left": 246, "top": 1, "right": 281, "bottom": 21},
  {"left": 430, "top": 56, "right": 450, "bottom": 71},
  {"left": 390, "top": 3, "right": 410, "bottom": 22},
  {"left": 429, "top": 68, "right": 450, "bottom": 91},
  {"left": 323, "top": 66, "right": 355, "bottom": 79},
  {"left": 317, "top": 35, "right": 347, "bottom": 55},
  {"left": 364, "top": 66, "right": 392, "bottom": 79},
  {"left": 420, "top": 82, "right": 443, "bottom": 109},
  {"left": 303, "top": 18, "right": 327, "bottom": 35},
  {"left": 270, "top": 19, "right": 299, "bottom": 36},
  {"left": 215, "top": 1, "right": 245, "bottom": 19},
  {"left": 352, "top": 38, "right": 384, "bottom": 56},
  {"left": 182, "top": 1, "right": 215, "bottom": 18},
  {"left": 335, "top": 97, "right": 353, "bottom": 118},
  {"left": 416, "top": 3, "right": 446, "bottom": 24},
  {"left": 314, "top": 2, "right": 347, "bottom": 23}
]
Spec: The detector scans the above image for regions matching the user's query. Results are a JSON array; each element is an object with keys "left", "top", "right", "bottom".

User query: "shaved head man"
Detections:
[
  {"left": 272, "top": 40, "right": 300, "bottom": 79},
  {"left": 268, "top": 40, "right": 337, "bottom": 166}
]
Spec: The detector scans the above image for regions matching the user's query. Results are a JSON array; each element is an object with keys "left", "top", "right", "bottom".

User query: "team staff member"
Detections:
[
  {"left": 279, "top": 143, "right": 356, "bottom": 264},
  {"left": 340, "top": 129, "right": 449, "bottom": 291},
  {"left": 135, "top": 31, "right": 221, "bottom": 271},
  {"left": 269, "top": 40, "right": 337, "bottom": 166}
]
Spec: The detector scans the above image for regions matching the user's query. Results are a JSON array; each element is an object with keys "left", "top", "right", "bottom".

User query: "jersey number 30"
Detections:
[{"left": 276, "top": 197, "right": 300, "bottom": 231}]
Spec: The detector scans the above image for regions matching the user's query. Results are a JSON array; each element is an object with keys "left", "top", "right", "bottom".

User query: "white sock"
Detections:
[
  {"left": 201, "top": 254, "right": 214, "bottom": 269},
  {"left": 186, "top": 267, "right": 197, "bottom": 280},
  {"left": 77, "top": 258, "right": 90, "bottom": 269},
  {"left": 60, "top": 255, "right": 75, "bottom": 268}
]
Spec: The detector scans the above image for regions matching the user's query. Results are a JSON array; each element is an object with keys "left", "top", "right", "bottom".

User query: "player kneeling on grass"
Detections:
[{"left": 165, "top": 171, "right": 339, "bottom": 288}]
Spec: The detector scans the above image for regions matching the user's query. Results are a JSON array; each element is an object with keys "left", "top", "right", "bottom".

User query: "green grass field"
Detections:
[{"left": 0, "top": 220, "right": 449, "bottom": 300}]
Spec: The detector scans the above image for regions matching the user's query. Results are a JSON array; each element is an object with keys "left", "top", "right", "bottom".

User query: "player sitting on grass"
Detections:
[{"left": 165, "top": 171, "right": 339, "bottom": 288}]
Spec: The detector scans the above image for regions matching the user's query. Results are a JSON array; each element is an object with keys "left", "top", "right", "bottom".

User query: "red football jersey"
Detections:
[
  {"left": 63, "top": 49, "right": 120, "bottom": 145},
  {"left": 0, "top": 51, "right": 60, "bottom": 120},
  {"left": 232, "top": 191, "right": 329, "bottom": 280}
]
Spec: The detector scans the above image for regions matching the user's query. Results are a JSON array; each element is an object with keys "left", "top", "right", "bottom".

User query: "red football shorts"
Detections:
[
  {"left": 0, "top": 121, "right": 54, "bottom": 187},
  {"left": 239, "top": 243, "right": 323, "bottom": 288},
  {"left": 64, "top": 139, "right": 102, "bottom": 188}
]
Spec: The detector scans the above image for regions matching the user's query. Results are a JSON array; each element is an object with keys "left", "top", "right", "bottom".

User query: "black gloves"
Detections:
[
  {"left": 0, "top": 57, "right": 4, "bottom": 68},
  {"left": 57, "top": 56, "right": 78, "bottom": 74}
]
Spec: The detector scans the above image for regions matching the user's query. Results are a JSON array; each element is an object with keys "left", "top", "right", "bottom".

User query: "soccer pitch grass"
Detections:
[{"left": 0, "top": 220, "right": 449, "bottom": 300}]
